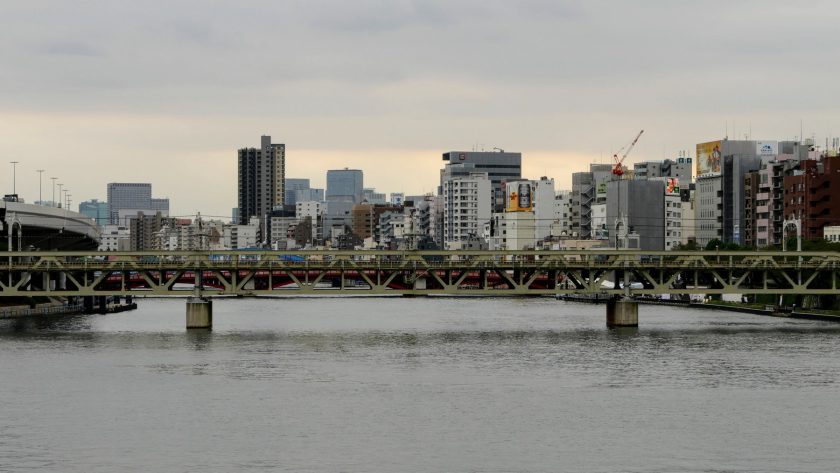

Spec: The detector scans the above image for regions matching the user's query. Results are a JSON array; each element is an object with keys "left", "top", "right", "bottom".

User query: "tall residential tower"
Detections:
[{"left": 237, "top": 135, "right": 285, "bottom": 225}]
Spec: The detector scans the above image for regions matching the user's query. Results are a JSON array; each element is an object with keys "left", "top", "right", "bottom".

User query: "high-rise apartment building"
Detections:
[
  {"left": 439, "top": 150, "right": 522, "bottom": 212},
  {"left": 107, "top": 183, "right": 170, "bottom": 225},
  {"left": 238, "top": 135, "right": 285, "bottom": 225},
  {"left": 443, "top": 172, "right": 492, "bottom": 247}
]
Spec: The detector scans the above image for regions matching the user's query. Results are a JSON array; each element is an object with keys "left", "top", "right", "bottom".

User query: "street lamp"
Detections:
[
  {"left": 9, "top": 161, "right": 19, "bottom": 196},
  {"left": 50, "top": 177, "right": 57, "bottom": 207},
  {"left": 57, "top": 183, "right": 63, "bottom": 208},
  {"left": 36, "top": 170, "right": 44, "bottom": 205}
]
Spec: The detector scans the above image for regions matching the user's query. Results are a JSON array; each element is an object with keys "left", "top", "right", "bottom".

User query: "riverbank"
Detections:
[
  {"left": 0, "top": 298, "right": 138, "bottom": 320},
  {"left": 555, "top": 294, "right": 840, "bottom": 322}
]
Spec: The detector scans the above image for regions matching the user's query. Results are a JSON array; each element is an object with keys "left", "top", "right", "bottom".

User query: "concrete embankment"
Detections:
[
  {"left": 0, "top": 298, "right": 138, "bottom": 320},
  {"left": 556, "top": 294, "right": 840, "bottom": 322}
]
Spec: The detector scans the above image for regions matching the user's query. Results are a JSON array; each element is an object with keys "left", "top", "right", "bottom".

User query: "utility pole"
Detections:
[
  {"left": 10, "top": 161, "right": 19, "bottom": 196},
  {"left": 37, "top": 170, "right": 45, "bottom": 205},
  {"left": 57, "top": 183, "right": 63, "bottom": 208},
  {"left": 51, "top": 177, "right": 57, "bottom": 207}
]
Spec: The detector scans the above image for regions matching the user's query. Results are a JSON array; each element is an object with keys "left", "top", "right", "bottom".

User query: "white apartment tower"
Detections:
[{"left": 443, "top": 172, "right": 492, "bottom": 247}]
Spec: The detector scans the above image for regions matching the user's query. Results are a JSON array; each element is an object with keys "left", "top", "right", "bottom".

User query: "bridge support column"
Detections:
[
  {"left": 83, "top": 296, "right": 94, "bottom": 314},
  {"left": 606, "top": 297, "right": 638, "bottom": 328},
  {"left": 186, "top": 297, "right": 212, "bottom": 330}
]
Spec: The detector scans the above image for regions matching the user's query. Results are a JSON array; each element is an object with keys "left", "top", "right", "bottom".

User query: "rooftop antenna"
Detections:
[{"left": 725, "top": 120, "right": 728, "bottom": 139}]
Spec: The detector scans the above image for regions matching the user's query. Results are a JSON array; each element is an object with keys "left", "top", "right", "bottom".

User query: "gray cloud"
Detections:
[{"left": 1, "top": 0, "right": 839, "bottom": 216}]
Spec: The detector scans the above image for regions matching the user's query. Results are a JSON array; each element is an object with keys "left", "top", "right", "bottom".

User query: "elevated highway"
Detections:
[{"left": 1, "top": 201, "right": 100, "bottom": 250}]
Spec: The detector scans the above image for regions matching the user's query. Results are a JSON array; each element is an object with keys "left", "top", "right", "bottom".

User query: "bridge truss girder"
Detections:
[{"left": 0, "top": 250, "right": 838, "bottom": 297}]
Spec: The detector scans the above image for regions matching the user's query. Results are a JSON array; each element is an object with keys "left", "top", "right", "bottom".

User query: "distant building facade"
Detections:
[
  {"left": 440, "top": 150, "right": 522, "bottom": 212},
  {"left": 107, "top": 183, "right": 170, "bottom": 226},
  {"left": 326, "top": 169, "right": 364, "bottom": 203},
  {"left": 79, "top": 199, "right": 108, "bottom": 226}
]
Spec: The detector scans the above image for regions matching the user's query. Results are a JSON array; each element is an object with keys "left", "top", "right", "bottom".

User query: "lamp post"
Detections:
[
  {"left": 36, "top": 170, "right": 44, "bottom": 205},
  {"left": 51, "top": 177, "right": 57, "bottom": 207},
  {"left": 9, "top": 161, "right": 19, "bottom": 196},
  {"left": 57, "top": 183, "right": 63, "bottom": 208}
]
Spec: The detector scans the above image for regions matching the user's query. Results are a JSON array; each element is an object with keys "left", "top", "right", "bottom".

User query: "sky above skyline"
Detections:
[{"left": 2, "top": 0, "right": 839, "bottom": 219}]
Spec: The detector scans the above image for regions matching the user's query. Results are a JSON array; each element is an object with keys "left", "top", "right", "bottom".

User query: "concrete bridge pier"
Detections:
[
  {"left": 186, "top": 297, "right": 213, "bottom": 330},
  {"left": 606, "top": 297, "right": 638, "bottom": 327}
]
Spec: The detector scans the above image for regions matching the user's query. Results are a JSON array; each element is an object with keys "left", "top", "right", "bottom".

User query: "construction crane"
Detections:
[{"left": 612, "top": 129, "right": 644, "bottom": 177}]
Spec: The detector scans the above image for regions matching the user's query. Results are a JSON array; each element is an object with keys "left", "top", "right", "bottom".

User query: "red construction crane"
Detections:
[{"left": 612, "top": 129, "right": 644, "bottom": 177}]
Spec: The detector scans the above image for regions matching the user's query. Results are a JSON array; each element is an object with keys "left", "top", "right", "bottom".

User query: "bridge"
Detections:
[
  {"left": 1, "top": 201, "right": 101, "bottom": 251},
  {"left": 3, "top": 249, "right": 839, "bottom": 328}
]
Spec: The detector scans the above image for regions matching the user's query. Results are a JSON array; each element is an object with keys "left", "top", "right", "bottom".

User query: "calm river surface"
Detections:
[{"left": 2, "top": 297, "right": 840, "bottom": 472}]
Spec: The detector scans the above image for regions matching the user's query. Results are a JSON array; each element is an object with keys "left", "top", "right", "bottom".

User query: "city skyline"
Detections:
[{"left": 2, "top": 1, "right": 840, "bottom": 218}]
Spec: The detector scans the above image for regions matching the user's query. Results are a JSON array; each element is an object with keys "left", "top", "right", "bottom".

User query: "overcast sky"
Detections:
[{"left": 2, "top": 0, "right": 838, "bottom": 219}]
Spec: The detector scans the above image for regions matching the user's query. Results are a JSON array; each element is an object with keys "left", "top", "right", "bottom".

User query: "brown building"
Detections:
[
  {"left": 351, "top": 203, "right": 402, "bottom": 242},
  {"left": 784, "top": 155, "right": 840, "bottom": 240},
  {"left": 129, "top": 211, "right": 176, "bottom": 251}
]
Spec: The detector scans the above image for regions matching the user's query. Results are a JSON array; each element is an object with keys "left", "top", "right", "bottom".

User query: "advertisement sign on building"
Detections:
[
  {"left": 756, "top": 141, "right": 778, "bottom": 157},
  {"left": 506, "top": 181, "right": 534, "bottom": 212},
  {"left": 665, "top": 178, "right": 680, "bottom": 195},
  {"left": 596, "top": 182, "right": 607, "bottom": 196},
  {"left": 696, "top": 140, "right": 722, "bottom": 176}
]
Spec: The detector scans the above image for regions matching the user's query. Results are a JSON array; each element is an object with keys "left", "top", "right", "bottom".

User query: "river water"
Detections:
[{"left": 2, "top": 297, "right": 840, "bottom": 472}]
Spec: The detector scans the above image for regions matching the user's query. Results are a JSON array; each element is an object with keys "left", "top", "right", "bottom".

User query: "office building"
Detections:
[
  {"left": 570, "top": 164, "right": 613, "bottom": 239},
  {"left": 633, "top": 156, "right": 693, "bottom": 182},
  {"left": 224, "top": 217, "right": 260, "bottom": 249},
  {"left": 439, "top": 150, "right": 521, "bottom": 212},
  {"left": 98, "top": 225, "right": 130, "bottom": 251},
  {"left": 607, "top": 179, "right": 666, "bottom": 251},
  {"left": 284, "top": 178, "right": 310, "bottom": 206},
  {"left": 695, "top": 139, "right": 762, "bottom": 246},
  {"left": 362, "top": 188, "right": 386, "bottom": 204},
  {"left": 553, "top": 190, "right": 572, "bottom": 237},
  {"left": 326, "top": 169, "right": 364, "bottom": 203},
  {"left": 238, "top": 135, "right": 285, "bottom": 225},
  {"left": 79, "top": 199, "right": 108, "bottom": 226},
  {"left": 295, "top": 188, "right": 324, "bottom": 204},
  {"left": 107, "top": 183, "right": 170, "bottom": 225}
]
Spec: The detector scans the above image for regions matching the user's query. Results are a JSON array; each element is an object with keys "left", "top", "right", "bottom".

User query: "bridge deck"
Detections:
[{"left": 1, "top": 250, "right": 838, "bottom": 297}]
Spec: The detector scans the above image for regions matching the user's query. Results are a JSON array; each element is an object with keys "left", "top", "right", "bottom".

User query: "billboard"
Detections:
[
  {"left": 756, "top": 141, "right": 778, "bottom": 157},
  {"left": 696, "top": 140, "right": 722, "bottom": 176},
  {"left": 665, "top": 178, "right": 680, "bottom": 195},
  {"left": 506, "top": 181, "right": 534, "bottom": 212}
]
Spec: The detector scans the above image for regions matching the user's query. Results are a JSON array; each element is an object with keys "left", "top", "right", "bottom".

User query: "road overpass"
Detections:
[
  {"left": 2, "top": 249, "right": 838, "bottom": 328},
  {"left": 1, "top": 201, "right": 100, "bottom": 250}
]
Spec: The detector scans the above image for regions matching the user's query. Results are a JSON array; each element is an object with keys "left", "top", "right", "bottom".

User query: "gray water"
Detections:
[{"left": 2, "top": 297, "right": 840, "bottom": 473}]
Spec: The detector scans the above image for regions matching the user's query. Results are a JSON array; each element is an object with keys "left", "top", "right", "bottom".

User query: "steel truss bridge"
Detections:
[{"left": 2, "top": 249, "right": 840, "bottom": 297}]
